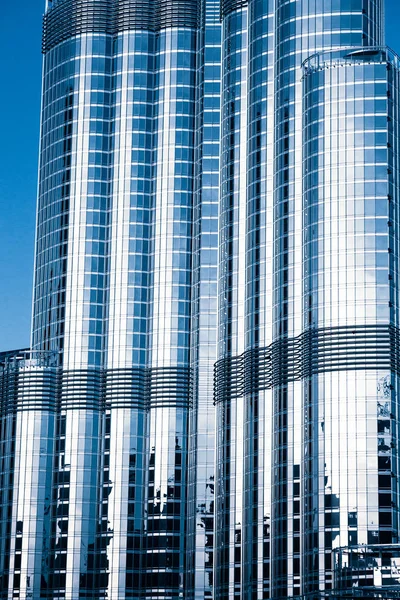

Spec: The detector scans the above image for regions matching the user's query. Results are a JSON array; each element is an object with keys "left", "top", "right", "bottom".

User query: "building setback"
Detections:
[{"left": 1, "top": 0, "right": 400, "bottom": 599}]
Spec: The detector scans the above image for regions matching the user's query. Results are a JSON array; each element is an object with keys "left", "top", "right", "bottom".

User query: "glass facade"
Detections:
[
  {"left": 187, "top": 0, "right": 221, "bottom": 598},
  {"left": 215, "top": 0, "right": 400, "bottom": 599},
  {"left": 216, "top": 2, "right": 248, "bottom": 597},
  {"left": 302, "top": 47, "right": 400, "bottom": 595},
  {"left": 272, "top": 3, "right": 383, "bottom": 598},
  {"left": 2, "top": 0, "right": 400, "bottom": 599}
]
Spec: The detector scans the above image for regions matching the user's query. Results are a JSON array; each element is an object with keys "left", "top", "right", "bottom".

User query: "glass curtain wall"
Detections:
[
  {"left": 30, "top": 22, "right": 113, "bottom": 597},
  {"left": 242, "top": 0, "right": 274, "bottom": 597},
  {"left": 215, "top": 1, "right": 386, "bottom": 599},
  {"left": 0, "top": 355, "right": 58, "bottom": 599},
  {"left": 187, "top": 0, "right": 221, "bottom": 598},
  {"left": 272, "top": 2, "right": 383, "bottom": 597},
  {"left": 216, "top": 0, "right": 248, "bottom": 597},
  {"left": 302, "top": 47, "right": 400, "bottom": 597},
  {"left": 4, "top": 0, "right": 400, "bottom": 599},
  {"left": 105, "top": 23, "right": 154, "bottom": 598},
  {"left": 146, "top": 21, "right": 197, "bottom": 599}
]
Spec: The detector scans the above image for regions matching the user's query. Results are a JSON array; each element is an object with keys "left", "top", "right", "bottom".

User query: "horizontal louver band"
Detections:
[
  {"left": 105, "top": 366, "right": 193, "bottom": 409},
  {"left": 0, "top": 363, "right": 192, "bottom": 414},
  {"left": 214, "top": 325, "right": 400, "bottom": 404},
  {"left": 61, "top": 369, "right": 104, "bottom": 410},
  {"left": 220, "top": 0, "right": 248, "bottom": 19},
  {"left": 0, "top": 369, "right": 59, "bottom": 413},
  {"left": 105, "top": 367, "right": 148, "bottom": 409},
  {"left": 42, "top": 0, "right": 200, "bottom": 53},
  {"left": 149, "top": 367, "right": 193, "bottom": 409}
]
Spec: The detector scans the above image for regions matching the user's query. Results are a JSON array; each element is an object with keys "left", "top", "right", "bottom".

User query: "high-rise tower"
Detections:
[
  {"left": 2, "top": 0, "right": 400, "bottom": 599},
  {"left": 215, "top": 0, "right": 400, "bottom": 599}
]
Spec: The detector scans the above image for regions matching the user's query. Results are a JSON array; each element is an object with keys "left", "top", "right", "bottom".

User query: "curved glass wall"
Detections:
[
  {"left": 32, "top": 31, "right": 112, "bottom": 600},
  {"left": 6, "top": 0, "right": 400, "bottom": 598},
  {"left": 32, "top": 34, "right": 111, "bottom": 369},
  {"left": 215, "top": 3, "right": 248, "bottom": 597},
  {"left": 302, "top": 46, "right": 400, "bottom": 596},
  {"left": 0, "top": 354, "right": 58, "bottom": 599},
  {"left": 215, "top": 1, "right": 386, "bottom": 598},
  {"left": 271, "top": 2, "right": 384, "bottom": 597},
  {"left": 145, "top": 26, "right": 197, "bottom": 598},
  {"left": 242, "top": 0, "right": 274, "bottom": 597},
  {"left": 104, "top": 28, "right": 153, "bottom": 598},
  {"left": 25, "top": 0, "right": 205, "bottom": 598},
  {"left": 187, "top": 0, "right": 221, "bottom": 598}
]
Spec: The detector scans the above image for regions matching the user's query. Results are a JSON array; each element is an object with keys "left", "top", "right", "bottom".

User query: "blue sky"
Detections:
[{"left": 1, "top": 2, "right": 400, "bottom": 351}]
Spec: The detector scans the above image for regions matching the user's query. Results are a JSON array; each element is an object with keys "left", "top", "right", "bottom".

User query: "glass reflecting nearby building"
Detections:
[
  {"left": 215, "top": 0, "right": 400, "bottom": 599},
  {"left": 302, "top": 46, "right": 400, "bottom": 597},
  {"left": 2, "top": 0, "right": 400, "bottom": 599}
]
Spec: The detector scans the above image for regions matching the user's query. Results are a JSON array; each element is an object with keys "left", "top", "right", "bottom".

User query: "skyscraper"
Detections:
[
  {"left": 215, "top": 0, "right": 400, "bottom": 598},
  {"left": 1, "top": 1, "right": 400, "bottom": 600}
]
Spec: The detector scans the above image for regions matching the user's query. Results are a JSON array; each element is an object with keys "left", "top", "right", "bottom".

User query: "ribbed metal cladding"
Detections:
[
  {"left": 149, "top": 367, "right": 193, "bottom": 409},
  {"left": 0, "top": 369, "right": 59, "bottom": 414},
  {"left": 105, "top": 367, "right": 193, "bottom": 409},
  {"left": 42, "top": 0, "right": 201, "bottom": 53},
  {"left": 214, "top": 325, "right": 400, "bottom": 403},
  {"left": 60, "top": 369, "right": 104, "bottom": 410},
  {"left": 14, "top": 370, "right": 59, "bottom": 413},
  {"left": 42, "top": 0, "right": 112, "bottom": 53},
  {"left": 0, "top": 352, "right": 60, "bottom": 414},
  {"left": 157, "top": 0, "right": 199, "bottom": 29},
  {"left": 113, "top": 0, "right": 153, "bottom": 30},
  {"left": 105, "top": 367, "right": 148, "bottom": 410},
  {"left": 220, "top": 0, "right": 248, "bottom": 19},
  {"left": 0, "top": 363, "right": 192, "bottom": 411},
  {"left": 0, "top": 366, "right": 19, "bottom": 415}
]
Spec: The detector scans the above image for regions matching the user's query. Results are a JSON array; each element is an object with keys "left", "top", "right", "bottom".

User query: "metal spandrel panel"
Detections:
[{"left": 42, "top": 0, "right": 201, "bottom": 53}]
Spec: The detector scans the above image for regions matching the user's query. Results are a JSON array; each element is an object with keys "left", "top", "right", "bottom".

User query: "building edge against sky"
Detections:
[{"left": 1, "top": 2, "right": 400, "bottom": 600}]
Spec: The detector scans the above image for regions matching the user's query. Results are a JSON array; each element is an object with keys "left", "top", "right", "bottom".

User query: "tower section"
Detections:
[
  {"left": 31, "top": 4, "right": 113, "bottom": 595},
  {"left": 302, "top": 46, "right": 400, "bottom": 597},
  {"left": 26, "top": 0, "right": 201, "bottom": 598},
  {"left": 215, "top": 0, "right": 248, "bottom": 597},
  {"left": 104, "top": 12, "right": 154, "bottom": 596},
  {"left": 241, "top": 0, "right": 274, "bottom": 597},
  {"left": 271, "top": 1, "right": 384, "bottom": 597},
  {"left": 186, "top": 0, "right": 221, "bottom": 598},
  {"left": 215, "top": 0, "right": 386, "bottom": 598},
  {"left": 36, "top": 0, "right": 113, "bottom": 369},
  {"left": 0, "top": 351, "right": 58, "bottom": 599},
  {"left": 145, "top": 3, "right": 199, "bottom": 597}
]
